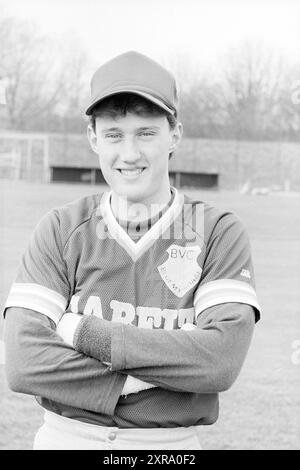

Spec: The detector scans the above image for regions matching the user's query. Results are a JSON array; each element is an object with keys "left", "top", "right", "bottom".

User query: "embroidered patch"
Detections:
[{"left": 158, "top": 244, "right": 202, "bottom": 298}]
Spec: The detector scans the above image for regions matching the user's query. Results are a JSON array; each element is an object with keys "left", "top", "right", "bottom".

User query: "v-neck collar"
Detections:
[{"left": 97, "top": 187, "right": 184, "bottom": 262}]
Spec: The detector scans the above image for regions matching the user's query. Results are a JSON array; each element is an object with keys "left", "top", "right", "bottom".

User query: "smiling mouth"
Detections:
[{"left": 117, "top": 168, "right": 146, "bottom": 176}]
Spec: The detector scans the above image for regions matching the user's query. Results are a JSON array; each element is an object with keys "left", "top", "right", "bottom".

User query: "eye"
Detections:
[
  {"left": 105, "top": 133, "right": 122, "bottom": 140},
  {"left": 138, "top": 131, "right": 156, "bottom": 138}
]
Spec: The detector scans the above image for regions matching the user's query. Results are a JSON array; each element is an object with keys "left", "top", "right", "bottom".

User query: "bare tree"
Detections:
[
  {"left": 180, "top": 79, "right": 227, "bottom": 138},
  {"left": 53, "top": 35, "right": 92, "bottom": 134},
  {"left": 160, "top": 44, "right": 288, "bottom": 141},
  {"left": 277, "top": 64, "right": 300, "bottom": 141},
  {"left": 0, "top": 17, "right": 64, "bottom": 130},
  {"left": 218, "top": 41, "right": 285, "bottom": 140},
  {"left": 160, "top": 51, "right": 203, "bottom": 94}
]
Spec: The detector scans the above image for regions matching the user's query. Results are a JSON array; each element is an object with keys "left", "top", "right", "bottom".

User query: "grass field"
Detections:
[{"left": 0, "top": 180, "right": 299, "bottom": 450}]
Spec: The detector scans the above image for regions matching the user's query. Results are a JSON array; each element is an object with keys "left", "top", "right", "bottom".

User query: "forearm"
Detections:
[
  {"left": 4, "top": 307, "right": 126, "bottom": 415},
  {"left": 56, "top": 314, "right": 157, "bottom": 396},
  {"left": 73, "top": 303, "right": 255, "bottom": 394}
]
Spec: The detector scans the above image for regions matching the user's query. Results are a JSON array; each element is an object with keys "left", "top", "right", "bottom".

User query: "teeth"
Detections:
[{"left": 119, "top": 169, "right": 144, "bottom": 176}]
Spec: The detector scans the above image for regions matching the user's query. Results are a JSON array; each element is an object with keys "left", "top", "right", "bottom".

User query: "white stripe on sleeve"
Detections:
[
  {"left": 4, "top": 283, "right": 68, "bottom": 324},
  {"left": 194, "top": 279, "right": 260, "bottom": 317}
]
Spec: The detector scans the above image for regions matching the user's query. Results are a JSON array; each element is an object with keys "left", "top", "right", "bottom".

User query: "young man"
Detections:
[{"left": 3, "top": 51, "right": 260, "bottom": 450}]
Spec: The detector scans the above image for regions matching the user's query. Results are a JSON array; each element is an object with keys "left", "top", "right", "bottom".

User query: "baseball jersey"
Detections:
[{"left": 4, "top": 187, "right": 260, "bottom": 427}]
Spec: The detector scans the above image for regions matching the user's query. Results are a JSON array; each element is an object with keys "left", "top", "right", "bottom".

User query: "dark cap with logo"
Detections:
[{"left": 86, "top": 51, "right": 178, "bottom": 116}]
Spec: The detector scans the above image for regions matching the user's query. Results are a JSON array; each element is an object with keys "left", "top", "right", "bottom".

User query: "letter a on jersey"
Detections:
[{"left": 158, "top": 244, "right": 202, "bottom": 298}]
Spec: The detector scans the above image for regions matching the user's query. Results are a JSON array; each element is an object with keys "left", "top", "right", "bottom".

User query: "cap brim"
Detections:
[{"left": 85, "top": 89, "right": 175, "bottom": 116}]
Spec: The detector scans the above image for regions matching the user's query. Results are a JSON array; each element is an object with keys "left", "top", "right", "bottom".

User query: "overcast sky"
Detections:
[{"left": 1, "top": 0, "right": 300, "bottom": 72}]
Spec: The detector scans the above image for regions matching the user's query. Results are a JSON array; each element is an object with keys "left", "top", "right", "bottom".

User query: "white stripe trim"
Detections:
[
  {"left": 194, "top": 279, "right": 260, "bottom": 316},
  {"left": 4, "top": 283, "right": 68, "bottom": 324},
  {"left": 8, "top": 283, "right": 67, "bottom": 310},
  {"left": 4, "top": 299, "right": 62, "bottom": 325}
]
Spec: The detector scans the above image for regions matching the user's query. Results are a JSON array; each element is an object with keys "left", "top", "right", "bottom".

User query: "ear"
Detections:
[
  {"left": 169, "top": 122, "right": 183, "bottom": 153},
  {"left": 87, "top": 124, "right": 99, "bottom": 154}
]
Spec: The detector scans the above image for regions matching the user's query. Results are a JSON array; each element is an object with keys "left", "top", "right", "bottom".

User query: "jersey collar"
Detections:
[{"left": 98, "top": 187, "right": 184, "bottom": 262}]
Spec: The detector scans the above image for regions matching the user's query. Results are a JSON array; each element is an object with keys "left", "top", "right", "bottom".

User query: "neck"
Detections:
[{"left": 110, "top": 187, "right": 172, "bottom": 223}]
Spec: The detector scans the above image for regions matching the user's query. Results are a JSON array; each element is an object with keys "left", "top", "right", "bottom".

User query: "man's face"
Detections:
[{"left": 88, "top": 112, "right": 182, "bottom": 205}]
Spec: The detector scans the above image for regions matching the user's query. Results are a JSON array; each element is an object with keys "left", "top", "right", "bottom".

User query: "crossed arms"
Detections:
[{"left": 4, "top": 302, "right": 255, "bottom": 416}]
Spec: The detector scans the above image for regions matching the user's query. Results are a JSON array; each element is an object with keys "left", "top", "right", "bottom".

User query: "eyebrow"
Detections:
[
  {"left": 136, "top": 126, "right": 161, "bottom": 132},
  {"left": 101, "top": 126, "right": 161, "bottom": 135},
  {"left": 101, "top": 127, "right": 122, "bottom": 135}
]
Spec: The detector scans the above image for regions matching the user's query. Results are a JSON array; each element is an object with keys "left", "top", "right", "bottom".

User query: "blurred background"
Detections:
[
  {"left": 0, "top": 0, "right": 299, "bottom": 450},
  {"left": 1, "top": 0, "right": 300, "bottom": 190}
]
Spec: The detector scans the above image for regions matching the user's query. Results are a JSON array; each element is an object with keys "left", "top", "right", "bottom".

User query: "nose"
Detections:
[{"left": 119, "top": 137, "right": 140, "bottom": 164}]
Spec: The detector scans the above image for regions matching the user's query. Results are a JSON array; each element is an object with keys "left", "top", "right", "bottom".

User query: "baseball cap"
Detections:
[{"left": 86, "top": 51, "right": 178, "bottom": 116}]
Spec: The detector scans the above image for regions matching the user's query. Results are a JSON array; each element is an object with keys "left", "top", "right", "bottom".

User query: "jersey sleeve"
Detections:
[
  {"left": 194, "top": 212, "right": 261, "bottom": 322},
  {"left": 4, "top": 210, "right": 70, "bottom": 325}
]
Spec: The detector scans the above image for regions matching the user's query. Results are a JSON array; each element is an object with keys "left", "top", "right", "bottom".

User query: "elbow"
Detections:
[
  {"left": 3, "top": 313, "right": 31, "bottom": 394},
  {"left": 215, "top": 377, "right": 235, "bottom": 393},
  {"left": 193, "top": 362, "right": 241, "bottom": 393},
  {"left": 6, "top": 370, "right": 24, "bottom": 393},
  {"left": 4, "top": 340, "right": 28, "bottom": 394},
  {"left": 5, "top": 352, "right": 27, "bottom": 393},
  {"left": 212, "top": 365, "right": 241, "bottom": 392},
  {"left": 184, "top": 361, "right": 241, "bottom": 393}
]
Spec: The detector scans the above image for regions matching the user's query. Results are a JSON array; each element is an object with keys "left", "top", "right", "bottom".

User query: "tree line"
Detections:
[{"left": 1, "top": 16, "right": 299, "bottom": 141}]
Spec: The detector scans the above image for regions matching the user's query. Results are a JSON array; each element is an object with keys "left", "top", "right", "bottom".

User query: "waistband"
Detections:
[{"left": 42, "top": 410, "right": 201, "bottom": 449}]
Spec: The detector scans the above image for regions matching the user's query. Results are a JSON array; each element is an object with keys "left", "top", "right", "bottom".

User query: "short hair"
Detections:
[{"left": 89, "top": 93, "right": 178, "bottom": 159}]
